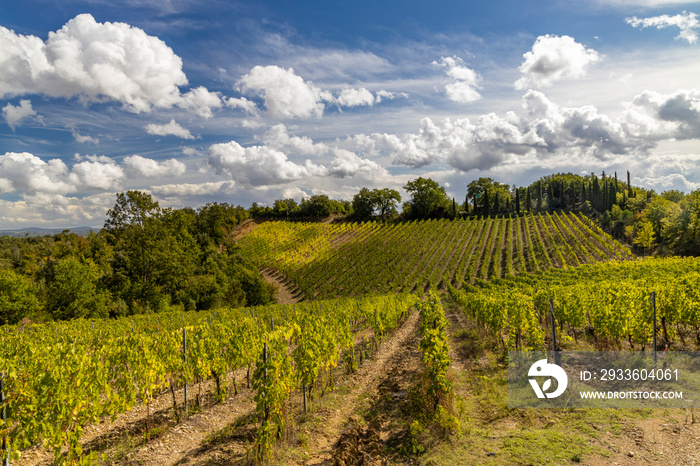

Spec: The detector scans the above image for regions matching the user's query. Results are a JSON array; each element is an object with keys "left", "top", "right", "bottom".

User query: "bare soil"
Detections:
[{"left": 260, "top": 268, "right": 304, "bottom": 304}]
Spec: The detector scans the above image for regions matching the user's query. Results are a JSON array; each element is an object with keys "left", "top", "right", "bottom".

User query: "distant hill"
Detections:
[{"left": 0, "top": 226, "right": 100, "bottom": 237}]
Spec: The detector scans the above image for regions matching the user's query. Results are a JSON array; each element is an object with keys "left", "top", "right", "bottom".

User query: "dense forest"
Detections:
[
  {"left": 0, "top": 191, "right": 274, "bottom": 325},
  {"left": 1, "top": 171, "right": 699, "bottom": 325}
]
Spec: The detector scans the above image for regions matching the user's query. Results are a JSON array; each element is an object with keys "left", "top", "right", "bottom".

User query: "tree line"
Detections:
[{"left": 0, "top": 191, "right": 275, "bottom": 325}]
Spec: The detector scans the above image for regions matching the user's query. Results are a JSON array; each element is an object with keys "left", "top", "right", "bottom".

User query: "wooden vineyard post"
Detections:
[
  {"left": 183, "top": 328, "right": 188, "bottom": 417},
  {"left": 652, "top": 291, "right": 657, "bottom": 365},
  {"left": 549, "top": 298, "right": 561, "bottom": 366},
  {"left": 1, "top": 372, "right": 8, "bottom": 466},
  {"left": 303, "top": 385, "right": 308, "bottom": 414},
  {"left": 263, "top": 342, "right": 269, "bottom": 422}
]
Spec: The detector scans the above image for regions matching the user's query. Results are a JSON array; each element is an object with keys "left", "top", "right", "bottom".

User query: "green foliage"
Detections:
[
  {"left": 0, "top": 268, "right": 41, "bottom": 324},
  {"left": 634, "top": 221, "right": 656, "bottom": 253},
  {"left": 403, "top": 177, "right": 451, "bottom": 219},
  {"left": 352, "top": 187, "right": 402, "bottom": 220},
  {"left": 46, "top": 256, "right": 110, "bottom": 320}
]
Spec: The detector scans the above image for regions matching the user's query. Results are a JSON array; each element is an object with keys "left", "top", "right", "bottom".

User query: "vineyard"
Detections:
[
  {"left": 237, "top": 212, "right": 632, "bottom": 299},
  {"left": 5, "top": 210, "right": 700, "bottom": 464},
  {"left": 448, "top": 256, "right": 700, "bottom": 351},
  {"left": 0, "top": 294, "right": 416, "bottom": 464}
]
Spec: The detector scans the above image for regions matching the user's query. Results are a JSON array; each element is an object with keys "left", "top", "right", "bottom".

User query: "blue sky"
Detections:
[{"left": 1, "top": 0, "right": 699, "bottom": 228}]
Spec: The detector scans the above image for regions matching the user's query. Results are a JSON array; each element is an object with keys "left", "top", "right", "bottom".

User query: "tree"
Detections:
[
  {"left": 301, "top": 195, "right": 332, "bottom": 217},
  {"left": 627, "top": 170, "right": 633, "bottom": 198},
  {"left": 373, "top": 188, "right": 401, "bottom": 219},
  {"left": 403, "top": 177, "right": 450, "bottom": 219},
  {"left": 467, "top": 178, "right": 510, "bottom": 217},
  {"left": 0, "top": 268, "right": 41, "bottom": 325},
  {"left": 46, "top": 256, "right": 109, "bottom": 320},
  {"left": 634, "top": 221, "right": 656, "bottom": 255},
  {"left": 352, "top": 188, "right": 375, "bottom": 220},
  {"left": 644, "top": 197, "right": 681, "bottom": 242},
  {"left": 526, "top": 186, "right": 531, "bottom": 212},
  {"left": 515, "top": 188, "right": 521, "bottom": 215}
]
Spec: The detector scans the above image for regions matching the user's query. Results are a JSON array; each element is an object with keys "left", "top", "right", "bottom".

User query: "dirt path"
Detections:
[
  {"left": 302, "top": 310, "right": 421, "bottom": 465},
  {"left": 260, "top": 268, "right": 304, "bottom": 304}
]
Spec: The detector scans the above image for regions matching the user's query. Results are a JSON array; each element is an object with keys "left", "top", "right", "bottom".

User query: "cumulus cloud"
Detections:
[
  {"left": 434, "top": 56, "right": 481, "bottom": 103},
  {"left": 68, "top": 157, "right": 124, "bottom": 190},
  {"left": 237, "top": 65, "right": 326, "bottom": 118},
  {"left": 178, "top": 86, "right": 222, "bottom": 118},
  {"left": 626, "top": 11, "right": 699, "bottom": 44},
  {"left": 328, "top": 149, "right": 387, "bottom": 179},
  {"left": 144, "top": 119, "right": 194, "bottom": 139},
  {"left": 224, "top": 96, "right": 258, "bottom": 114},
  {"left": 515, "top": 35, "right": 601, "bottom": 90},
  {"left": 261, "top": 124, "right": 328, "bottom": 156},
  {"left": 637, "top": 172, "right": 699, "bottom": 191},
  {"left": 208, "top": 140, "right": 315, "bottom": 186},
  {"left": 0, "top": 192, "right": 115, "bottom": 228},
  {"left": 622, "top": 88, "right": 700, "bottom": 139},
  {"left": 150, "top": 180, "right": 237, "bottom": 196},
  {"left": 2, "top": 99, "right": 37, "bottom": 130},
  {"left": 0, "top": 14, "right": 220, "bottom": 116},
  {"left": 334, "top": 88, "right": 375, "bottom": 107},
  {"left": 0, "top": 152, "right": 73, "bottom": 194},
  {"left": 71, "top": 126, "right": 99, "bottom": 144},
  {"left": 356, "top": 88, "right": 700, "bottom": 172},
  {"left": 123, "top": 154, "right": 187, "bottom": 177}
]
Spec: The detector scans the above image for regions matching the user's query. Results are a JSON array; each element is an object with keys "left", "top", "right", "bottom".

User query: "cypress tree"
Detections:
[
  {"left": 526, "top": 186, "right": 531, "bottom": 212},
  {"left": 494, "top": 192, "right": 500, "bottom": 214},
  {"left": 537, "top": 181, "right": 543, "bottom": 211},
  {"left": 483, "top": 189, "right": 490, "bottom": 216},
  {"left": 627, "top": 170, "right": 633, "bottom": 198},
  {"left": 515, "top": 188, "right": 521, "bottom": 215}
]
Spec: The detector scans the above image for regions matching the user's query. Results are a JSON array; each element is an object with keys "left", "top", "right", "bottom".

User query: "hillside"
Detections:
[{"left": 238, "top": 212, "right": 633, "bottom": 300}]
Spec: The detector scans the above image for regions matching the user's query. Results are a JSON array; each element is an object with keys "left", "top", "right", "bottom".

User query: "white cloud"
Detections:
[
  {"left": 622, "top": 88, "right": 700, "bottom": 139},
  {"left": 0, "top": 14, "right": 221, "bottom": 116},
  {"left": 261, "top": 124, "right": 329, "bottom": 156},
  {"left": 208, "top": 140, "right": 315, "bottom": 186},
  {"left": 637, "top": 172, "right": 699, "bottom": 191},
  {"left": 144, "top": 119, "right": 194, "bottom": 139},
  {"left": 0, "top": 152, "right": 73, "bottom": 194},
  {"left": 515, "top": 35, "right": 601, "bottom": 90},
  {"left": 236, "top": 65, "right": 326, "bottom": 118},
  {"left": 150, "top": 180, "right": 237, "bottom": 196},
  {"left": 123, "top": 154, "right": 187, "bottom": 177},
  {"left": 359, "top": 88, "right": 699, "bottom": 173},
  {"left": 626, "top": 11, "right": 699, "bottom": 44},
  {"left": 178, "top": 86, "right": 222, "bottom": 118},
  {"left": 71, "top": 126, "right": 99, "bottom": 144},
  {"left": 334, "top": 88, "right": 375, "bottom": 107},
  {"left": 0, "top": 192, "right": 115, "bottom": 229},
  {"left": 224, "top": 96, "right": 258, "bottom": 113},
  {"left": 68, "top": 158, "right": 124, "bottom": 190},
  {"left": 375, "top": 90, "right": 408, "bottom": 103},
  {"left": 434, "top": 56, "right": 481, "bottom": 103},
  {"left": 328, "top": 149, "right": 387, "bottom": 179},
  {"left": 2, "top": 99, "right": 37, "bottom": 130}
]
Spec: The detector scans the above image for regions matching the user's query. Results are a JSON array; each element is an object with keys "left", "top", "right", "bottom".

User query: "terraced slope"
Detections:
[{"left": 237, "top": 212, "right": 633, "bottom": 299}]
